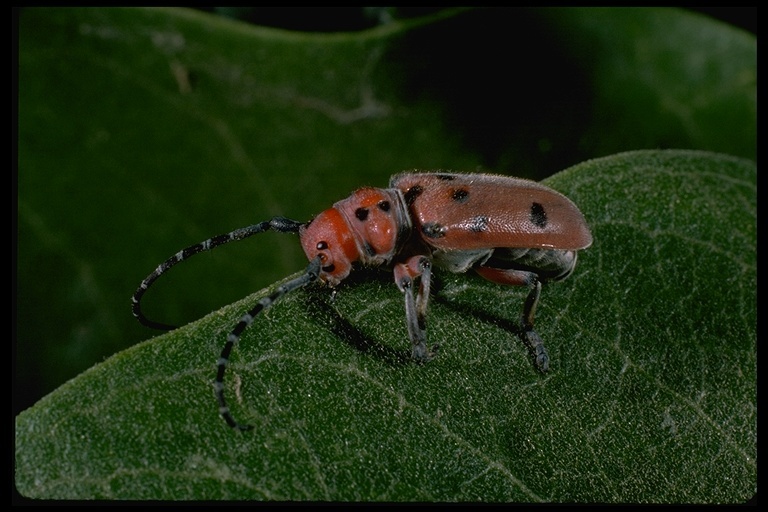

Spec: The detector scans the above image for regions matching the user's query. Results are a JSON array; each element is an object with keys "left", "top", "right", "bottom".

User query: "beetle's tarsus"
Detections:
[
  {"left": 521, "top": 328, "right": 549, "bottom": 373},
  {"left": 412, "top": 342, "right": 438, "bottom": 363}
]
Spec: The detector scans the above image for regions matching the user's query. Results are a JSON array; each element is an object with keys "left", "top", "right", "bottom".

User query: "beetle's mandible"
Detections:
[{"left": 132, "top": 172, "right": 592, "bottom": 430}]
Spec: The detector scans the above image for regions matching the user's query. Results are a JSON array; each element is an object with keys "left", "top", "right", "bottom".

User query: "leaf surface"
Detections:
[{"left": 16, "top": 150, "right": 756, "bottom": 502}]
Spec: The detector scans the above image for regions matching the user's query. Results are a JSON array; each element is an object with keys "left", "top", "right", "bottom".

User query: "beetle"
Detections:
[{"left": 132, "top": 172, "right": 592, "bottom": 431}]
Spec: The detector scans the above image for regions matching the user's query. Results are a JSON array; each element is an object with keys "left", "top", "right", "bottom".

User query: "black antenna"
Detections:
[
  {"left": 131, "top": 217, "right": 304, "bottom": 330},
  {"left": 215, "top": 255, "right": 322, "bottom": 431}
]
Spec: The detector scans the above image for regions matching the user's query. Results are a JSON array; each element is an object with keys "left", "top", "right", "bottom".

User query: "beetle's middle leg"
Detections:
[
  {"left": 474, "top": 266, "right": 549, "bottom": 372},
  {"left": 394, "top": 255, "right": 435, "bottom": 362}
]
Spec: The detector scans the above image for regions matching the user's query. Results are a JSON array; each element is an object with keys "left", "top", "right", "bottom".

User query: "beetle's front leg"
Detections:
[
  {"left": 394, "top": 255, "right": 436, "bottom": 362},
  {"left": 475, "top": 266, "right": 548, "bottom": 372}
]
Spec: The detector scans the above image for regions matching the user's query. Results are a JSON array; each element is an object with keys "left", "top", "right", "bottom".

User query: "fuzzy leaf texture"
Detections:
[
  {"left": 16, "top": 7, "right": 755, "bottom": 502},
  {"left": 16, "top": 150, "right": 756, "bottom": 501}
]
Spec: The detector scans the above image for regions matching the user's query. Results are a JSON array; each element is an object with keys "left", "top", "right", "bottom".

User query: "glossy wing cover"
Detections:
[{"left": 390, "top": 172, "right": 592, "bottom": 251}]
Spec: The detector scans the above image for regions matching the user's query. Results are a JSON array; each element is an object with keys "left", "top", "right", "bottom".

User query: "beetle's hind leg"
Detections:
[
  {"left": 394, "top": 255, "right": 436, "bottom": 362},
  {"left": 474, "top": 266, "right": 549, "bottom": 372},
  {"left": 520, "top": 278, "right": 548, "bottom": 373}
]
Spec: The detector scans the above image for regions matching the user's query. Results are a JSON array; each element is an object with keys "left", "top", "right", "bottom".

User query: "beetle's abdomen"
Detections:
[
  {"left": 431, "top": 248, "right": 494, "bottom": 273},
  {"left": 484, "top": 247, "right": 579, "bottom": 282}
]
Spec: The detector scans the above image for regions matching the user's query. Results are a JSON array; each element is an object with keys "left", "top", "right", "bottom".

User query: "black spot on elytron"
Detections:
[
  {"left": 530, "top": 202, "right": 548, "bottom": 228},
  {"left": 316, "top": 241, "right": 328, "bottom": 250},
  {"left": 404, "top": 185, "right": 423, "bottom": 206},
  {"left": 451, "top": 188, "right": 469, "bottom": 203},
  {"left": 363, "top": 241, "right": 377, "bottom": 257},
  {"left": 435, "top": 174, "right": 456, "bottom": 181},
  {"left": 355, "top": 207, "right": 369, "bottom": 221},
  {"left": 322, "top": 264, "right": 336, "bottom": 273},
  {"left": 468, "top": 215, "right": 489, "bottom": 233},
  {"left": 378, "top": 200, "right": 391, "bottom": 212},
  {"left": 422, "top": 222, "right": 446, "bottom": 239}
]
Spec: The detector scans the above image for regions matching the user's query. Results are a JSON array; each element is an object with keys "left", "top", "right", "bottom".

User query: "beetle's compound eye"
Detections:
[
  {"left": 316, "top": 241, "right": 329, "bottom": 262},
  {"left": 314, "top": 241, "right": 336, "bottom": 272}
]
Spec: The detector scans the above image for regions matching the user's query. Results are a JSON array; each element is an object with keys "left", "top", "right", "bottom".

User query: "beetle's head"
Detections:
[{"left": 299, "top": 208, "right": 358, "bottom": 287}]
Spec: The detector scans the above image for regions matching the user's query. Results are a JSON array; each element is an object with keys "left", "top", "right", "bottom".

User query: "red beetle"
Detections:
[{"left": 133, "top": 172, "right": 592, "bottom": 430}]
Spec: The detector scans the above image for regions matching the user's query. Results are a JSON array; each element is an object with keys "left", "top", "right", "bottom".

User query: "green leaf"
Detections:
[
  {"left": 536, "top": 7, "right": 757, "bottom": 160},
  {"left": 16, "top": 150, "right": 756, "bottom": 501}
]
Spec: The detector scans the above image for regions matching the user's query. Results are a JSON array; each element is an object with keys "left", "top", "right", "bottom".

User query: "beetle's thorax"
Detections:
[
  {"left": 299, "top": 187, "right": 412, "bottom": 286},
  {"left": 335, "top": 187, "right": 412, "bottom": 266}
]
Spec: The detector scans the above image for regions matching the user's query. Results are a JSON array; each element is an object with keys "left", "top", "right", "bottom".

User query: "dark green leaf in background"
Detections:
[{"left": 16, "top": 7, "right": 755, "bottom": 502}]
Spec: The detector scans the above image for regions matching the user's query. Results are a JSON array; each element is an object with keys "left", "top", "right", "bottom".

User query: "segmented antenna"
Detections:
[
  {"left": 215, "top": 255, "right": 322, "bottom": 431},
  {"left": 131, "top": 216, "right": 304, "bottom": 330}
]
